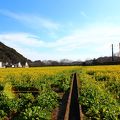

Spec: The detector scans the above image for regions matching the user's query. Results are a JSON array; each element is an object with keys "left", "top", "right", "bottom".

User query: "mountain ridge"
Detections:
[{"left": 0, "top": 42, "right": 29, "bottom": 64}]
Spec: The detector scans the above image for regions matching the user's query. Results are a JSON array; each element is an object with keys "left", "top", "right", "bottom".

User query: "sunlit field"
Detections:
[
  {"left": 79, "top": 65, "right": 120, "bottom": 119},
  {"left": 0, "top": 66, "right": 80, "bottom": 82},
  {"left": 0, "top": 65, "right": 120, "bottom": 119},
  {"left": 0, "top": 66, "right": 80, "bottom": 119}
]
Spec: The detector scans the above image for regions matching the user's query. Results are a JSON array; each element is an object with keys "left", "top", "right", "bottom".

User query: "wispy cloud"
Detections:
[
  {"left": 0, "top": 33, "right": 44, "bottom": 47},
  {"left": 0, "top": 9, "right": 60, "bottom": 32},
  {"left": 0, "top": 24, "right": 120, "bottom": 60},
  {"left": 47, "top": 24, "right": 120, "bottom": 53}
]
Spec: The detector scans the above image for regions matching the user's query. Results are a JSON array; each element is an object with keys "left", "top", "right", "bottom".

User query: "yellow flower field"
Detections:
[
  {"left": 0, "top": 66, "right": 80, "bottom": 82},
  {"left": 1, "top": 65, "right": 120, "bottom": 82},
  {"left": 0, "top": 65, "right": 120, "bottom": 119}
]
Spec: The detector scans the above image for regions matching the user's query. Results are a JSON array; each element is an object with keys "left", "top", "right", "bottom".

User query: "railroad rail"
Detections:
[{"left": 64, "top": 73, "right": 83, "bottom": 120}]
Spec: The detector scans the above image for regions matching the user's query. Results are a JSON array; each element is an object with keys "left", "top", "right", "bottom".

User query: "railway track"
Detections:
[{"left": 64, "top": 73, "right": 83, "bottom": 120}]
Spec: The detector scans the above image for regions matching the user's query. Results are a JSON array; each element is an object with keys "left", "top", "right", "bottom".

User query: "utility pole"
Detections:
[
  {"left": 112, "top": 44, "right": 114, "bottom": 61},
  {"left": 119, "top": 43, "right": 120, "bottom": 57}
]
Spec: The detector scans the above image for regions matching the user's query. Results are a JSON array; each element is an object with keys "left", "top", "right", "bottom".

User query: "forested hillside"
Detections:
[{"left": 0, "top": 42, "right": 28, "bottom": 64}]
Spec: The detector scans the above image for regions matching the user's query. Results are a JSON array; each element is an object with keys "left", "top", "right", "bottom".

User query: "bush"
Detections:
[
  {"left": 79, "top": 73, "right": 120, "bottom": 119},
  {"left": 37, "top": 91, "right": 59, "bottom": 111},
  {"left": 14, "top": 106, "right": 51, "bottom": 120}
]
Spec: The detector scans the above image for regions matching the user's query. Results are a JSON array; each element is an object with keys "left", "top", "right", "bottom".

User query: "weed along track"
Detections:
[{"left": 64, "top": 73, "right": 82, "bottom": 120}]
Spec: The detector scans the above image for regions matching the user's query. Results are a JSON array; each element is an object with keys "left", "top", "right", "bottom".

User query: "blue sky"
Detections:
[{"left": 0, "top": 0, "right": 120, "bottom": 61}]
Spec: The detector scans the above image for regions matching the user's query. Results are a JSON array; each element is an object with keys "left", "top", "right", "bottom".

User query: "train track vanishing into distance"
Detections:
[{"left": 64, "top": 73, "right": 83, "bottom": 120}]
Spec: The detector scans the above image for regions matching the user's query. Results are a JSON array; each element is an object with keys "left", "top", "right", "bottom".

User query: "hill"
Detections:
[{"left": 0, "top": 42, "right": 29, "bottom": 64}]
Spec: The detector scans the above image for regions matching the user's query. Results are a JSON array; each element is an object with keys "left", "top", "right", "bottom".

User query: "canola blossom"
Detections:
[{"left": 0, "top": 66, "right": 120, "bottom": 119}]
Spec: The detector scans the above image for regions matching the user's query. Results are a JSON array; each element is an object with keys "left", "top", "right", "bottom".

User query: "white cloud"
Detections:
[
  {"left": 0, "top": 9, "right": 60, "bottom": 31},
  {"left": 0, "top": 24, "right": 120, "bottom": 60},
  {"left": 53, "top": 24, "right": 120, "bottom": 52},
  {"left": 0, "top": 33, "right": 44, "bottom": 47}
]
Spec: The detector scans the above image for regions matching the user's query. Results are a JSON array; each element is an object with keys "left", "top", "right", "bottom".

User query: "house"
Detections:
[
  {"left": 18, "top": 62, "right": 22, "bottom": 68},
  {"left": 0, "top": 61, "right": 3, "bottom": 68},
  {"left": 25, "top": 62, "right": 29, "bottom": 68},
  {"left": 0, "top": 61, "right": 29, "bottom": 68}
]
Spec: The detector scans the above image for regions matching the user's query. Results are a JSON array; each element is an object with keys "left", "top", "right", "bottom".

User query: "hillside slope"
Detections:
[{"left": 0, "top": 42, "right": 28, "bottom": 64}]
